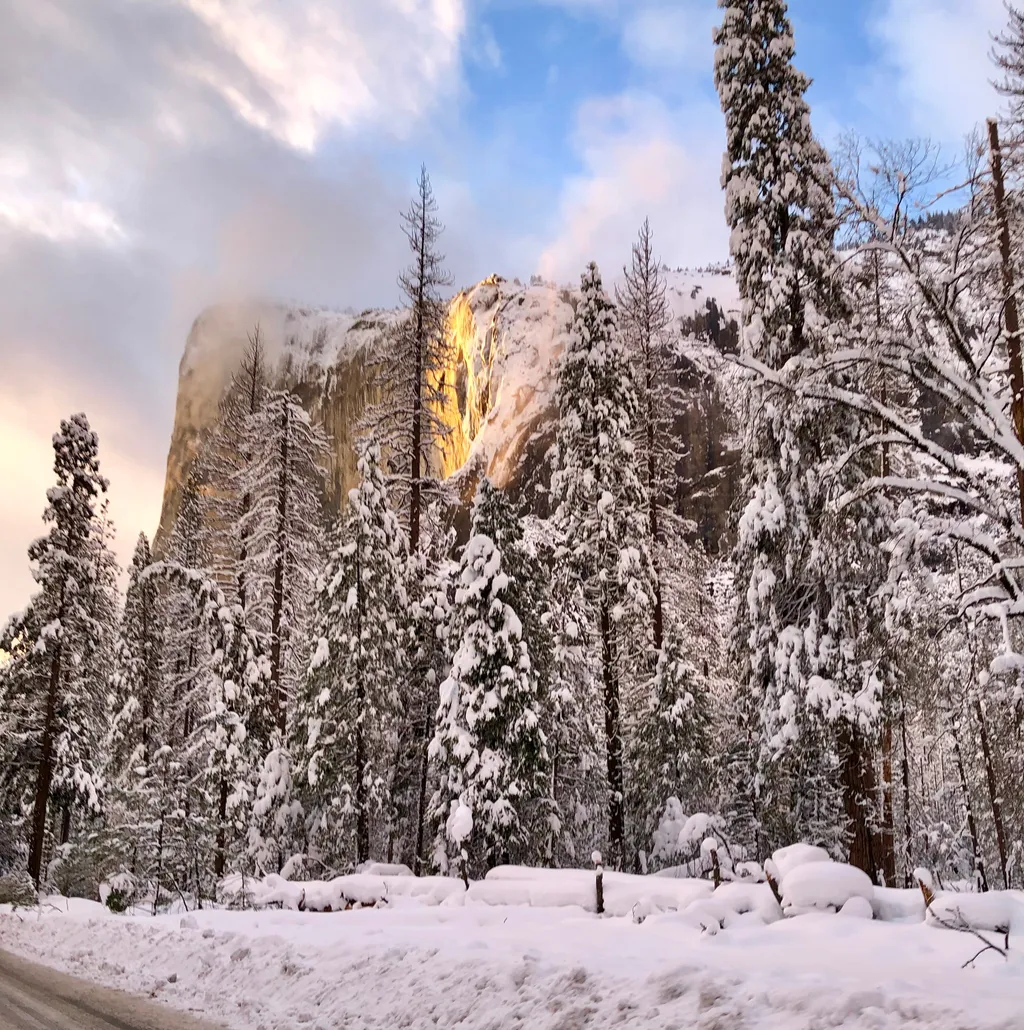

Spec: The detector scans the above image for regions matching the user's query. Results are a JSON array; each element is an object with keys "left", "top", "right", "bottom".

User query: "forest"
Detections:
[{"left": 4, "top": 0, "right": 1024, "bottom": 913}]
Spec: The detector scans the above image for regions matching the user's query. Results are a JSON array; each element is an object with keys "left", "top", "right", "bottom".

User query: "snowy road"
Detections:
[{"left": 0, "top": 948, "right": 223, "bottom": 1030}]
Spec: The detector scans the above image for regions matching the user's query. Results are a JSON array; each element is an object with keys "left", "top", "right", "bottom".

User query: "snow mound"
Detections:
[
  {"left": 772, "top": 843, "right": 832, "bottom": 882},
  {"left": 478, "top": 865, "right": 711, "bottom": 916},
  {"left": 872, "top": 886, "right": 925, "bottom": 923},
  {"left": 251, "top": 873, "right": 464, "bottom": 912},
  {"left": 927, "top": 891, "right": 1024, "bottom": 933},
  {"left": 839, "top": 896, "right": 874, "bottom": 920},
  {"left": 782, "top": 862, "right": 874, "bottom": 913}
]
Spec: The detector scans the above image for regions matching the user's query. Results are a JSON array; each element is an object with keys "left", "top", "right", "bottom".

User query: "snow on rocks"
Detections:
[{"left": 782, "top": 861, "right": 875, "bottom": 914}]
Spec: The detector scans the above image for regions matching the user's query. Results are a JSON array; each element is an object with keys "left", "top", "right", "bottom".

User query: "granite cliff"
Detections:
[{"left": 156, "top": 270, "right": 743, "bottom": 553}]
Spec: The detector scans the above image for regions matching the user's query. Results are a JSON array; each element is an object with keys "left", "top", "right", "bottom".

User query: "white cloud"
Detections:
[
  {"left": 536, "top": 92, "right": 728, "bottom": 281},
  {"left": 621, "top": 2, "right": 718, "bottom": 72},
  {"left": 181, "top": 0, "right": 468, "bottom": 150},
  {"left": 0, "top": 152, "right": 126, "bottom": 246},
  {"left": 868, "top": 0, "right": 1006, "bottom": 140}
]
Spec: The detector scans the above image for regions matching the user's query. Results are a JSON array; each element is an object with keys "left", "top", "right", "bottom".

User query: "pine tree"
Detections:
[
  {"left": 238, "top": 390, "right": 328, "bottom": 741},
  {"left": 206, "top": 328, "right": 269, "bottom": 613},
  {"left": 626, "top": 626, "right": 713, "bottom": 867},
  {"left": 430, "top": 479, "right": 547, "bottom": 873},
  {"left": 366, "top": 166, "right": 455, "bottom": 553},
  {"left": 108, "top": 534, "right": 164, "bottom": 772},
  {"left": 550, "top": 262, "right": 654, "bottom": 871},
  {"left": 104, "top": 533, "right": 174, "bottom": 893},
  {"left": 294, "top": 440, "right": 409, "bottom": 867},
  {"left": 362, "top": 167, "right": 455, "bottom": 869},
  {"left": 0, "top": 414, "right": 111, "bottom": 885},
  {"left": 616, "top": 219, "right": 682, "bottom": 652},
  {"left": 714, "top": 0, "right": 888, "bottom": 866},
  {"left": 159, "top": 458, "right": 213, "bottom": 896},
  {"left": 228, "top": 388, "right": 327, "bottom": 870}
]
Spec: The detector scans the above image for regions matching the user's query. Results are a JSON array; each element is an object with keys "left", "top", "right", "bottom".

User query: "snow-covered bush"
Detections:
[
  {"left": 0, "top": 870, "right": 37, "bottom": 907},
  {"left": 99, "top": 871, "right": 138, "bottom": 913},
  {"left": 651, "top": 803, "right": 743, "bottom": 879}
]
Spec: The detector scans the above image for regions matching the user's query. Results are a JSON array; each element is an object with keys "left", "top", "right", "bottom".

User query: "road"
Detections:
[{"left": 0, "top": 949, "right": 225, "bottom": 1030}]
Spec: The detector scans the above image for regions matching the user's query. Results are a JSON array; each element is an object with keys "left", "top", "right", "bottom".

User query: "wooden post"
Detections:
[
  {"left": 987, "top": 119, "right": 1024, "bottom": 525},
  {"left": 593, "top": 852, "right": 604, "bottom": 915}
]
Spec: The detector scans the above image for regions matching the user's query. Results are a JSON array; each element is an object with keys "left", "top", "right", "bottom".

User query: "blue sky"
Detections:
[{"left": 0, "top": 0, "right": 1011, "bottom": 613}]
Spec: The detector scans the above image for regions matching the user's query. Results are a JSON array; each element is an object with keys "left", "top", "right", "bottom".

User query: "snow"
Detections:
[
  {"left": 771, "top": 842, "right": 832, "bottom": 881},
  {"left": 928, "top": 891, "right": 1024, "bottom": 933},
  {"left": 3, "top": 877, "right": 1023, "bottom": 1030},
  {"left": 781, "top": 861, "right": 875, "bottom": 912}
]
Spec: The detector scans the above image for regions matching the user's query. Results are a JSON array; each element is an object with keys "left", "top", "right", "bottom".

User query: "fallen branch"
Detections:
[{"left": 926, "top": 903, "right": 1009, "bottom": 968}]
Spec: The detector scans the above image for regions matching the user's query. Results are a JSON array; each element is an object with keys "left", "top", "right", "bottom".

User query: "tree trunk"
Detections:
[
  {"left": 839, "top": 725, "right": 878, "bottom": 880},
  {"left": 59, "top": 805, "right": 72, "bottom": 847},
  {"left": 214, "top": 776, "right": 228, "bottom": 879},
  {"left": 28, "top": 642, "right": 64, "bottom": 886},
  {"left": 647, "top": 386, "right": 664, "bottom": 653},
  {"left": 600, "top": 591, "right": 625, "bottom": 871},
  {"left": 879, "top": 714, "right": 896, "bottom": 885},
  {"left": 988, "top": 119, "right": 1024, "bottom": 526},
  {"left": 951, "top": 709, "right": 988, "bottom": 892},
  {"left": 900, "top": 702, "right": 913, "bottom": 887},
  {"left": 355, "top": 713, "right": 369, "bottom": 865},
  {"left": 973, "top": 695, "right": 1010, "bottom": 889},
  {"left": 269, "top": 401, "right": 290, "bottom": 737},
  {"left": 413, "top": 698, "right": 431, "bottom": 875}
]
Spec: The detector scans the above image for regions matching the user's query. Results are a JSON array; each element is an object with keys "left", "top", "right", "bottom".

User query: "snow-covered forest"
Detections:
[{"left": 7, "top": 0, "right": 1024, "bottom": 920}]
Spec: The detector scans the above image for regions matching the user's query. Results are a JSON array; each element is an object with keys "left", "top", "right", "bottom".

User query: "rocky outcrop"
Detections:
[{"left": 156, "top": 271, "right": 743, "bottom": 554}]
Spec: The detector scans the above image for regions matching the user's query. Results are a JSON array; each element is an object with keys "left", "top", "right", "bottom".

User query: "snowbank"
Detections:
[
  {"left": 927, "top": 891, "right": 1024, "bottom": 933},
  {"left": 2, "top": 882, "right": 1022, "bottom": 1030},
  {"left": 475, "top": 864, "right": 712, "bottom": 916},
  {"left": 782, "top": 861, "right": 875, "bottom": 913},
  {"left": 771, "top": 843, "right": 832, "bottom": 881},
  {"left": 250, "top": 872, "right": 463, "bottom": 911}
]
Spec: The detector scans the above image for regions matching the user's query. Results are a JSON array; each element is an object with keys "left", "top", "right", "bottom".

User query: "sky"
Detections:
[{"left": 0, "top": 0, "right": 1011, "bottom": 617}]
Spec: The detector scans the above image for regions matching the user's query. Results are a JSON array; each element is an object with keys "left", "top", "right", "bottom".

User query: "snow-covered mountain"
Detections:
[{"left": 156, "top": 268, "right": 743, "bottom": 551}]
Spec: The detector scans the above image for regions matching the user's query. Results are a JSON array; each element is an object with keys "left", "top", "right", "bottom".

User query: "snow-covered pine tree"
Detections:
[
  {"left": 361, "top": 167, "right": 456, "bottom": 869},
  {"left": 430, "top": 479, "right": 547, "bottom": 873},
  {"left": 239, "top": 390, "right": 328, "bottom": 738},
  {"left": 205, "top": 328, "right": 269, "bottom": 612},
  {"left": 0, "top": 414, "right": 111, "bottom": 885},
  {"left": 238, "top": 390, "right": 328, "bottom": 870},
  {"left": 616, "top": 219, "right": 683, "bottom": 653},
  {"left": 626, "top": 624, "right": 713, "bottom": 868},
  {"left": 295, "top": 439, "right": 409, "bottom": 868},
  {"left": 149, "top": 561, "right": 264, "bottom": 882},
  {"left": 104, "top": 532, "right": 174, "bottom": 888},
  {"left": 365, "top": 166, "right": 455, "bottom": 554},
  {"left": 714, "top": 0, "right": 889, "bottom": 867},
  {"left": 550, "top": 262, "right": 654, "bottom": 871},
  {"left": 108, "top": 534, "right": 164, "bottom": 773},
  {"left": 159, "top": 458, "right": 214, "bottom": 895}
]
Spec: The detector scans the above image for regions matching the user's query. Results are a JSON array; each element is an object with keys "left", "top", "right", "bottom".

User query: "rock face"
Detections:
[{"left": 156, "top": 270, "right": 743, "bottom": 554}]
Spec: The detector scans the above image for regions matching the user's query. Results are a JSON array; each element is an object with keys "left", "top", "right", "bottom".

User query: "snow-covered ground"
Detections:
[{"left": 2, "top": 867, "right": 1022, "bottom": 1030}]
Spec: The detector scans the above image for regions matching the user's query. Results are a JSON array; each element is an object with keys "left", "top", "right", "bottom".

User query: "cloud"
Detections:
[
  {"left": 536, "top": 92, "right": 728, "bottom": 282},
  {"left": 0, "top": 0, "right": 477, "bottom": 617},
  {"left": 621, "top": 2, "right": 718, "bottom": 72},
  {"left": 181, "top": 0, "right": 467, "bottom": 150},
  {"left": 867, "top": 0, "right": 1007, "bottom": 140}
]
